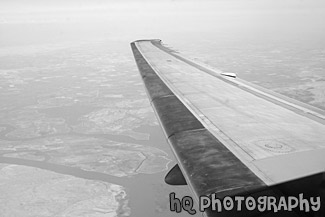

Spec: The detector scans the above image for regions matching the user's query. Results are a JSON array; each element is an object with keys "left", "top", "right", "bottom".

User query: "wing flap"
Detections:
[
  {"left": 169, "top": 129, "right": 265, "bottom": 198},
  {"left": 152, "top": 95, "right": 204, "bottom": 138}
]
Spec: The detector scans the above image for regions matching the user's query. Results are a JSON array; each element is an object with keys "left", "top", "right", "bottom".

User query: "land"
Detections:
[
  {"left": 0, "top": 164, "right": 128, "bottom": 217},
  {"left": 0, "top": 41, "right": 170, "bottom": 216}
]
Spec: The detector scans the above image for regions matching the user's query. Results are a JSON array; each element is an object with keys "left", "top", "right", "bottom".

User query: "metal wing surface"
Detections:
[{"left": 131, "top": 39, "right": 325, "bottom": 217}]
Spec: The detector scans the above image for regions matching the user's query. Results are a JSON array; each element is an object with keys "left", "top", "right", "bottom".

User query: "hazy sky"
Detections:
[{"left": 1, "top": 0, "right": 325, "bottom": 48}]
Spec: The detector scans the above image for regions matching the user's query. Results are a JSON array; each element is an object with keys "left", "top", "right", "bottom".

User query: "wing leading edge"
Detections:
[{"left": 131, "top": 39, "right": 325, "bottom": 217}]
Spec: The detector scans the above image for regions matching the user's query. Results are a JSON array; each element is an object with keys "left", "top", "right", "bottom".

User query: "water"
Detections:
[{"left": 0, "top": 0, "right": 324, "bottom": 216}]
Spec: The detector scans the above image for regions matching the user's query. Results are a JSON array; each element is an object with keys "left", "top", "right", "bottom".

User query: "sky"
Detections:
[{"left": 2, "top": 0, "right": 325, "bottom": 39}]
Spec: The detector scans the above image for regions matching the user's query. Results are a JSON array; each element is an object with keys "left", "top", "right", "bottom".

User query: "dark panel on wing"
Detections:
[
  {"left": 169, "top": 129, "right": 265, "bottom": 197},
  {"left": 131, "top": 43, "right": 173, "bottom": 101},
  {"left": 132, "top": 42, "right": 204, "bottom": 138},
  {"left": 152, "top": 95, "right": 204, "bottom": 138}
]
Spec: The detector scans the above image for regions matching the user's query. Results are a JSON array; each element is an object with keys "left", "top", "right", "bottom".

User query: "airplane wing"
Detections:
[{"left": 131, "top": 39, "right": 325, "bottom": 217}]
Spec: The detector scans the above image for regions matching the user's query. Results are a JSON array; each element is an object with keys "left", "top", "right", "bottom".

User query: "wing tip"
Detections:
[{"left": 130, "top": 39, "right": 162, "bottom": 44}]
